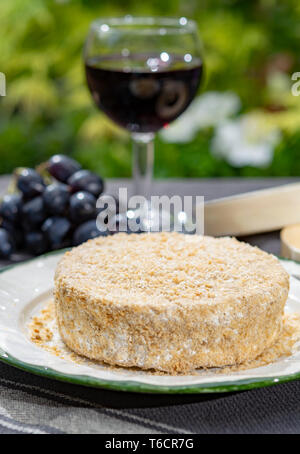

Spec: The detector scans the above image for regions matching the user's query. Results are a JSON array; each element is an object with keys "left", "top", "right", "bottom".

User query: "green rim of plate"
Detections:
[{"left": 0, "top": 249, "right": 300, "bottom": 394}]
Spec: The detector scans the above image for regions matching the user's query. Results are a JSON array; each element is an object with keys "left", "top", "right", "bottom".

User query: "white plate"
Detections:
[{"left": 0, "top": 250, "right": 300, "bottom": 394}]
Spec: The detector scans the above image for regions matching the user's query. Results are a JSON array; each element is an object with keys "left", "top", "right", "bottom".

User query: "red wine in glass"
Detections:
[
  {"left": 84, "top": 17, "right": 204, "bottom": 231},
  {"left": 85, "top": 53, "right": 203, "bottom": 133}
]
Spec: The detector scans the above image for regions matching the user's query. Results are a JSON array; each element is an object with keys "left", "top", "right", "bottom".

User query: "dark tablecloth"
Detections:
[{"left": 0, "top": 177, "right": 299, "bottom": 434}]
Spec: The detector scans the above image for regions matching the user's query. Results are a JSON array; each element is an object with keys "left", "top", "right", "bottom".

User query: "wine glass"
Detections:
[{"left": 84, "top": 16, "right": 203, "bottom": 231}]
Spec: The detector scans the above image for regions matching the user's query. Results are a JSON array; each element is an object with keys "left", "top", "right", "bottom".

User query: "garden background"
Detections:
[{"left": 1, "top": 0, "right": 300, "bottom": 178}]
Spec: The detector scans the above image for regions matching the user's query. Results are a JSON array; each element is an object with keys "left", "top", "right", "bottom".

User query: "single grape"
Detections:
[
  {"left": 43, "top": 183, "right": 70, "bottom": 215},
  {"left": 1, "top": 219, "right": 23, "bottom": 248},
  {"left": 17, "top": 168, "right": 45, "bottom": 199},
  {"left": 47, "top": 154, "right": 81, "bottom": 183},
  {"left": 22, "top": 196, "right": 47, "bottom": 226},
  {"left": 0, "top": 194, "right": 22, "bottom": 223},
  {"left": 21, "top": 218, "right": 35, "bottom": 233},
  {"left": 68, "top": 170, "right": 104, "bottom": 198},
  {"left": 69, "top": 191, "right": 96, "bottom": 223},
  {"left": 25, "top": 231, "right": 48, "bottom": 255},
  {"left": 73, "top": 219, "right": 106, "bottom": 246},
  {"left": 0, "top": 228, "right": 15, "bottom": 258},
  {"left": 42, "top": 216, "right": 71, "bottom": 249}
]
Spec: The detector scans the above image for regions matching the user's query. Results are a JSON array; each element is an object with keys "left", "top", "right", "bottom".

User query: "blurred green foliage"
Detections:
[{"left": 0, "top": 0, "right": 300, "bottom": 177}]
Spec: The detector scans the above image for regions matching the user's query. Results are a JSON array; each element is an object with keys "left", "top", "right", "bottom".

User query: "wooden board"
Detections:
[{"left": 204, "top": 183, "right": 300, "bottom": 236}]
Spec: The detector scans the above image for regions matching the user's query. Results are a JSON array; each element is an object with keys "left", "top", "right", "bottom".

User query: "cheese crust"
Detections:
[{"left": 54, "top": 232, "right": 289, "bottom": 373}]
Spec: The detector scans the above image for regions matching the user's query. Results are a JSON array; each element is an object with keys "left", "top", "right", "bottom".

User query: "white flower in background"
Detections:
[
  {"left": 212, "top": 114, "right": 281, "bottom": 168},
  {"left": 192, "top": 91, "right": 241, "bottom": 128},
  {"left": 160, "top": 91, "right": 241, "bottom": 143},
  {"left": 159, "top": 108, "right": 197, "bottom": 143}
]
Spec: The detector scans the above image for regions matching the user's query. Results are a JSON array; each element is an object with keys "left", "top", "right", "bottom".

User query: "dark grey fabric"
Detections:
[
  {"left": 1, "top": 360, "right": 300, "bottom": 434},
  {"left": 0, "top": 177, "right": 299, "bottom": 434}
]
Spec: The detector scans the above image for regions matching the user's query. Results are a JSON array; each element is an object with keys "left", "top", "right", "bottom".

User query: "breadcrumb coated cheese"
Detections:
[{"left": 54, "top": 232, "right": 289, "bottom": 373}]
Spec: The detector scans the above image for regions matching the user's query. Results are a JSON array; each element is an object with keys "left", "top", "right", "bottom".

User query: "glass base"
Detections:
[{"left": 110, "top": 201, "right": 196, "bottom": 234}]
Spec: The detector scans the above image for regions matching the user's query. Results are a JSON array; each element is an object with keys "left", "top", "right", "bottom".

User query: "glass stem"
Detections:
[{"left": 132, "top": 133, "right": 154, "bottom": 199}]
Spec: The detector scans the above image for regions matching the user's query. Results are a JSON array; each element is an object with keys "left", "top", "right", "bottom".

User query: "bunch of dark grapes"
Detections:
[{"left": 0, "top": 155, "right": 117, "bottom": 258}]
